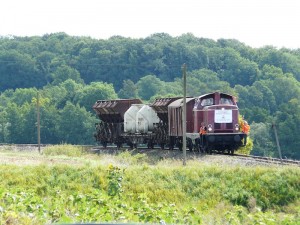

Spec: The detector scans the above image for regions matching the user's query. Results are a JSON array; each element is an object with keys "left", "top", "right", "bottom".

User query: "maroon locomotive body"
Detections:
[
  {"left": 167, "top": 92, "right": 244, "bottom": 153},
  {"left": 93, "top": 92, "right": 245, "bottom": 153}
]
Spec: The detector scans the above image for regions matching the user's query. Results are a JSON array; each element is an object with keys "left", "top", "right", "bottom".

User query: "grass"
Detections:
[{"left": 0, "top": 146, "right": 299, "bottom": 224}]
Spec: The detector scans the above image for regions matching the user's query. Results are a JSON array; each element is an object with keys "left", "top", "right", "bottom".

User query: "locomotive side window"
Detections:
[
  {"left": 201, "top": 98, "right": 213, "bottom": 106},
  {"left": 220, "top": 98, "right": 233, "bottom": 105}
]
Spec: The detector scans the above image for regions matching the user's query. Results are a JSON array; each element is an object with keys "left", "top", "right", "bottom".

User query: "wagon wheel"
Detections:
[
  {"left": 187, "top": 138, "right": 193, "bottom": 151},
  {"left": 102, "top": 141, "right": 107, "bottom": 148},
  {"left": 147, "top": 140, "right": 154, "bottom": 149},
  {"left": 116, "top": 142, "right": 122, "bottom": 149}
]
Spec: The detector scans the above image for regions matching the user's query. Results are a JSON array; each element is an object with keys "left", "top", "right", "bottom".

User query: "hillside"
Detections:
[{"left": 0, "top": 33, "right": 300, "bottom": 159}]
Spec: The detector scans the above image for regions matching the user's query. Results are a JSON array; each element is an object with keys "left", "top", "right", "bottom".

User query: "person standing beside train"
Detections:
[
  {"left": 199, "top": 122, "right": 207, "bottom": 135},
  {"left": 241, "top": 120, "right": 250, "bottom": 145}
]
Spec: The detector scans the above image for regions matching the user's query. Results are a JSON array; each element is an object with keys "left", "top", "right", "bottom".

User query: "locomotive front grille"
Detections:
[
  {"left": 226, "top": 123, "right": 233, "bottom": 129},
  {"left": 214, "top": 123, "right": 221, "bottom": 129},
  {"left": 214, "top": 123, "right": 233, "bottom": 131}
]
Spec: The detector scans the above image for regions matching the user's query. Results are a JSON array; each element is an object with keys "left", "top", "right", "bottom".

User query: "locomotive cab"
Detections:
[{"left": 193, "top": 92, "right": 244, "bottom": 154}]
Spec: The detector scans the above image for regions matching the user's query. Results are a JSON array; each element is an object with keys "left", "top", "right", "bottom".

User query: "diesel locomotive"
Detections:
[{"left": 93, "top": 92, "right": 245, "bottom": 154}]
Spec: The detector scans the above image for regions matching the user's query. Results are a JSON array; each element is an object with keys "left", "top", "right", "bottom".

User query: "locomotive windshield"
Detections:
[
  {"left": 220, "top": 97, "right": 233, "bottom": 105},
  {"left": 201, "top": 97, "right": 214, "bottom": 106}
]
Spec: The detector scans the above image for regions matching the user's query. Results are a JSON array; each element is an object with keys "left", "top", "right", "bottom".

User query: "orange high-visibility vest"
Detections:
[
  {"left": 199, "top": 126, "right": 207, "bottom": 135},
  {"left": 243, "top": 124, "right": 250, "bottom": 134}
]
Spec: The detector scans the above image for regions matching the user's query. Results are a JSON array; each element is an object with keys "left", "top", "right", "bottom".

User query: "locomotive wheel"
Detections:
[
  {"left": 208, "top": 148, "right": 212, "bottom": 155},
  {"left": 199, "top": 146, "right": 204, "bottom": 153},
  {"left": 178, "top": 142, "right": 183, "bottom": 151},
  {"left": 169, "top": 138, "right": 175, "bottom": 150}
]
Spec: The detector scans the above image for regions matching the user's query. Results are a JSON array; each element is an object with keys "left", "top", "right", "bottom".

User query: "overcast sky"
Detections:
[{"left": 1, "top": 0, "right": 299, "bottom": 49}]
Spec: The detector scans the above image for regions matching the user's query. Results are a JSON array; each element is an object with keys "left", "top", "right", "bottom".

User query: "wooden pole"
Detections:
[
  {"left": 272, "top": 122, "right": 282, "bottom": 163},
  {"left": 37, "top": 91, "right": 41, "bottom": 153},
  {"left": 182, "top": 64, "right": 187, "bottom": 166}
]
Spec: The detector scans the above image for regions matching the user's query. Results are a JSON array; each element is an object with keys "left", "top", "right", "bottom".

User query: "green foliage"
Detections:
[
  {"left": 136, "top": 75, "right": 163, "bottom": 100},
  {"left": 43, "top": 144, "right": 84, "bottom": 157},
  {"left": 115, "top": 150, "right": 149, "bottom": 165},
  {"left": 51, "top": 64, "right": 84, "bottom": 85},
  {"left": 107, "top": 165, "right": 123, "bottom": 197},
  {"left": 236, "top": 138, "right": 253, "bottom": 155},
  {"left": 58, "top": 102, "right": 97, "bottom": 144},
  {"left": 118, "top": 79, "right": 138, "bottom": 99},
  {"left": 74, "top": 81, "right": 118, "bottom": 112},
  {"left": 249, "top": 122, "right": 276, "bottom": 157},
  {"left": 0, "top": 156, "right": 299, "bottom": 224},
  {"left": 1, "top": 33, "right": 300, "bottom": 158}
]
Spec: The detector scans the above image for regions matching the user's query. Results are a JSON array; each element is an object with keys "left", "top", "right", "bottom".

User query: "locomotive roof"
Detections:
[
  {"left": 168, "top": 97, "right": 195, "bottom": 108},
  {"left": 197, "top": 92, "right": 235, "bottom": 99}
]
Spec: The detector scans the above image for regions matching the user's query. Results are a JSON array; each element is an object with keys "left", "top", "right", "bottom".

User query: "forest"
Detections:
[{"left": 0, "top": 32, "right": 299, "bottom": 159}]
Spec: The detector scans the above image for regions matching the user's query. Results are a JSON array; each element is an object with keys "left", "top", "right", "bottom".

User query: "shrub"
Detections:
[{"left": 43, "top": 144, "right": 84, "bottom": 157}]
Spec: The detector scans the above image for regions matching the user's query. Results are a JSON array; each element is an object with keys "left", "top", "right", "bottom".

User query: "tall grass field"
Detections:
[{"left": 0, "top": 145, "right": 299, "bottom": 224}]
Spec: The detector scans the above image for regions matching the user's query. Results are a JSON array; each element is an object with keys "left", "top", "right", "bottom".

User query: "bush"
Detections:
[{"left": 43, "top": 144, "right": 84, "bottom": 157}]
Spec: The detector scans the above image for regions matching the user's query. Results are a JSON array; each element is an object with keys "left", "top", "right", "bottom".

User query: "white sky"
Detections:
[{"left": 1, "top": 0, "right": 299, "bottom": 49}]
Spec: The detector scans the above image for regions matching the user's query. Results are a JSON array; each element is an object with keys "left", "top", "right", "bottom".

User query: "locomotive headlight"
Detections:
[
  {"left": 208, "top": 124, "right": 213, "bottom": 132},
  {"left": 235, "top": 124, "right": 239, "bottom": 131}
]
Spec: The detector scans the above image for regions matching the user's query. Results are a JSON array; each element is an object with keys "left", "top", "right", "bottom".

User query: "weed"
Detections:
[{"left": 43, "top": 144, "right": 84, "bottom": 157}]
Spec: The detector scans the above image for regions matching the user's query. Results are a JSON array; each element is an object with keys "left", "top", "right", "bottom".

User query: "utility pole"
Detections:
[
  {"left": 272, "top": 122, "right": 282, "bottom": 163},
  {"left": 37, "top": 91, "right": 41, "bottom": 153},
  {"left": 182, "top": 64, "right": 187, "bottom": 166}
]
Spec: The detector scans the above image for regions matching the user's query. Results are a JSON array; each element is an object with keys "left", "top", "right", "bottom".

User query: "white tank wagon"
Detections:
[
  {"left": 121, "top": 104, "right": 160, "bottom": 148},
  {"left": 124, "top": 104, "right": 144, "bottom": 133},
  {"left": 136, "top": 105, "right": 160, "bottom": 134}
]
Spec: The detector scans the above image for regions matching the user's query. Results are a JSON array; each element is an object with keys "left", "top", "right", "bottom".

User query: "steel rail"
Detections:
[{"left": 232, "top": 153, "right": 300, "bottom": 166}]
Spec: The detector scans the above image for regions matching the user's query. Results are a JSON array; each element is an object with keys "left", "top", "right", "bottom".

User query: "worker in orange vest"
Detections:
[
  {"left": 198, "top": 123, "right": 207, "bottom": 149},
  {"left": 199, "top": 123, "right": 207, "bottom": 135},
  {"left": 242, "top": 120, "right": 250, "bottom": 145}
]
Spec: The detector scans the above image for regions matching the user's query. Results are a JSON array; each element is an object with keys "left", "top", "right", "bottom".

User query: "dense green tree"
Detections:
[
  {"left": 58, "top": 102, "right": 97, "bottom": 144},
  {"left": 136, "top": 75, "right": 163, "bottom": 100},
  {"left": 36, "top": 51, "right": 56, "bottom": 83},
  {"left": 274, "top": 98, "right": 300, "bottom": 159},
  {"left": 118, "top": 80, "right": 138, "bottom": 99},
  {"left": 9, "top": 88, "right": 38, "bottom": 106},
  {"left": 258, "top": 64, "right": 284, "bottom": 80},
  {"left": 21, "top": 103, "right": 38, "bottom": 144},
  {"left": 257, "top": 46, "right": 300, "bottom": 80},
  {"left": 157, "top": 80, "right": 183, "bottom": 97},
  {"left": 0, "top": 110, "right": 9, "bottom": 143},
  {"left": 39, "top": 104, "right": 60, "bottom": 144},
  {"left": 74, "top": 82, "right": 118, "bottom": 112},
  {"left": 250, "top": 122, "right": 276, "bottom": 157},
  {"left": 5, "top": 103, "right": 24, "bottom": 143},
  {"left": 0, "top": 50, "right": 43, "bottom": 91},
  {"left": 267, "top": 76, "right": 300, "bottom": 107},
  {"left": 188, "top": 68, "right": 234, "bottom": 96},
  {"left": 51, "top": 64, "right": 84, "bottom": 85}
]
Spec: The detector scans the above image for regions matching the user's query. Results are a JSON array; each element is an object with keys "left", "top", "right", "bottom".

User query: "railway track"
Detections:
[
  {"left": 1, "top": 144, "right": 299, "bottom": 167},
  {"left": 91, "top": 145, "right": 300, "bottom": 166},
  {"left": 232, "top": 153, "right": 300, "bottom": 166}
]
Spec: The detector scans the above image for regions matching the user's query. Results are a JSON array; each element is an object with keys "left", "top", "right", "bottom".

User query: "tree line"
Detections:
[{"left": 0, "top": 33, "right": 299, "bottom": 159}]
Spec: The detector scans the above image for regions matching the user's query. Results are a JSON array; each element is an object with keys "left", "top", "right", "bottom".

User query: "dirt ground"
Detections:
[{"left": 0, "top": 145, "right": 283, "bottom": 167}]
